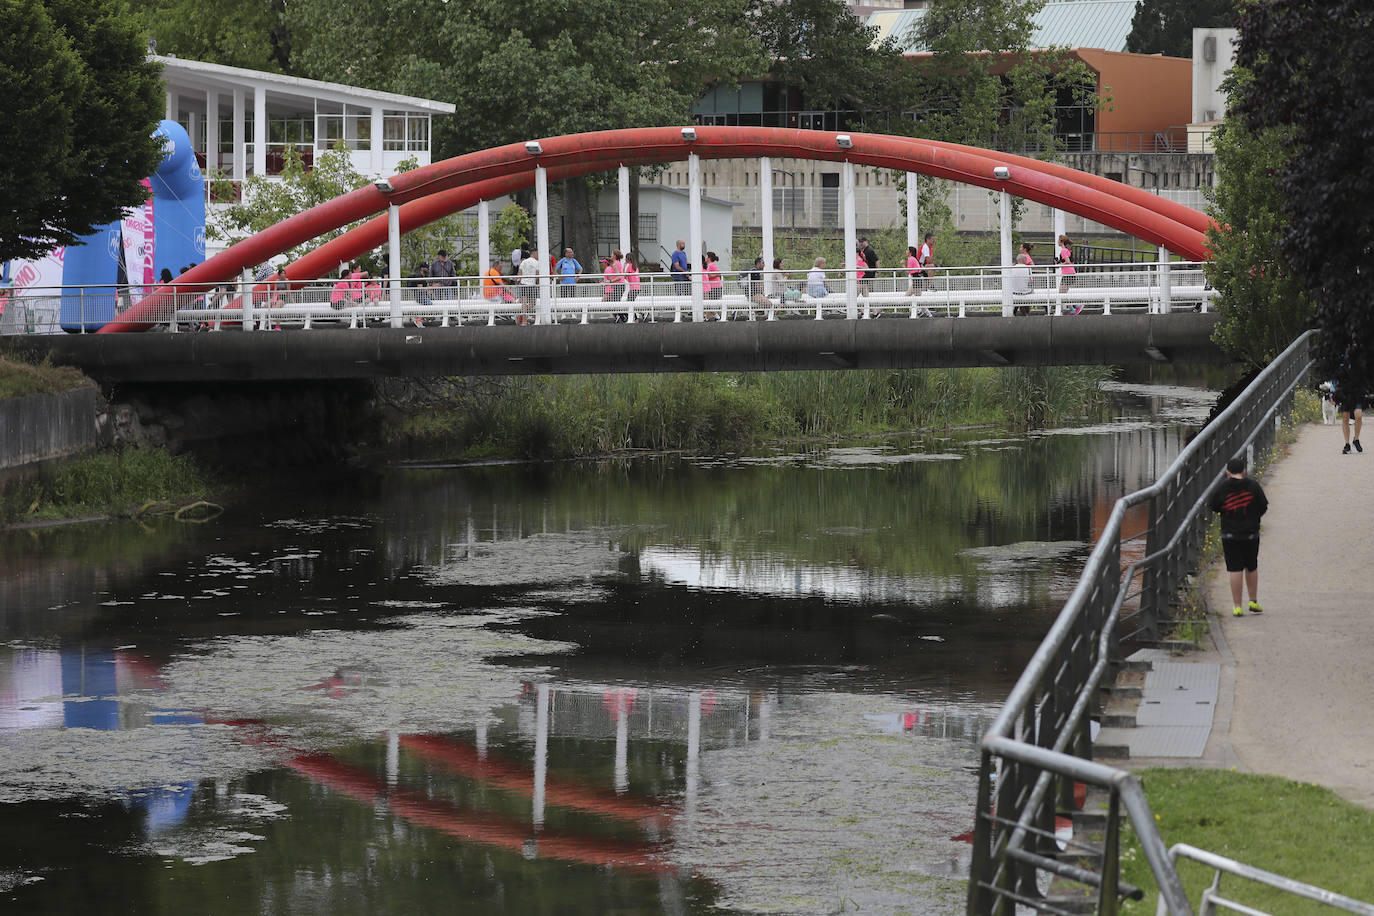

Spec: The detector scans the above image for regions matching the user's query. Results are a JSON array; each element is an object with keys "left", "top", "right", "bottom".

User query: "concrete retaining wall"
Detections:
[{"left": 0, "top": 388, "right": 98, "bottom": 470}]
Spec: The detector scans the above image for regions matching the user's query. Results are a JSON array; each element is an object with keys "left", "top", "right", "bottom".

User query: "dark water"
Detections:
[{"left": 0, "top": 379, "right": 1215, "bottom": 915}]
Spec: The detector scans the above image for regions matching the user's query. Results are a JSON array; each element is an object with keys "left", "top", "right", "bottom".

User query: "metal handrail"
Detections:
[
  {"left": 1, "top": 260, "right": 1215, "bottom": 333},
  {"left": 968, "top": 331, "right": 1327, "bottom": 916},
  {"left": 1161, "top": 845, "right": 1374, "bottom": 916}
]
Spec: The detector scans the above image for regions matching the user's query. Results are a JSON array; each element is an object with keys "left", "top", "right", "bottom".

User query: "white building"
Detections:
[{"left": 156, "top": 55, "right": 455, "bottom": 193}]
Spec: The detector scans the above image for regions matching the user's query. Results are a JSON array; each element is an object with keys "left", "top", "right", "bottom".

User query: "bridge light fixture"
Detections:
[
  {"left": 836, "top": 134, "right": 853, "bottom": 149},
  {"left": 993, "top": 165, "right": 1011, "bottom": 180},
  {"left": 525, "top": 140, "right": 543, "bottom": 155},
  {"left": 374, "top": 178, "right": 394, "bottom": 193},
  {"left": 681, "top": 127, "right": 697, "bottom": 142}
]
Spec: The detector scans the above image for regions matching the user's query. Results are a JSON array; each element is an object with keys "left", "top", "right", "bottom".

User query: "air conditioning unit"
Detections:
[{"left": 1204, "top": 110, "right": 1217, "bottom": 122}]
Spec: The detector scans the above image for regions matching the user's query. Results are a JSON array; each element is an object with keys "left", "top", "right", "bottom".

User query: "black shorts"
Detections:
[{"left": 1221, "top": 537, "right": 1260, "bottom": 572}]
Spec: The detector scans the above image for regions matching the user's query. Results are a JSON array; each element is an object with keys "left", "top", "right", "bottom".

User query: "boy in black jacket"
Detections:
[{"left": 1209, "top": 456, "right": 1269, "bottom": 616}]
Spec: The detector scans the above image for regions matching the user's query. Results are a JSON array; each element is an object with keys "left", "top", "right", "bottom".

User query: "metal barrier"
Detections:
[
  {"left": 1, "top": 261, "right": 1215, "bottom": 333},
  {"left": 1159, "top": 845, "right": 1374, "bottom": 916},
  {"left": 967, "top": 331, "right": 1331, "bottom": 915}
]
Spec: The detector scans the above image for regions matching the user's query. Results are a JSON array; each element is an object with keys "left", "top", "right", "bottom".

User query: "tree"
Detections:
[
  {"left": 1125, "top": 0, "right": 1236, "bottom": 58},
  {"left": 0, "top": 0, "right": 165, "bottom": 264},
  {"left": 904, "top": 0, "right": 1098, "bottom": 235},
  {"left": 129, "top": 0, "right": 297, "bottom": 73},
  {"left": 754, "top": 0, "right": 916, "bottom": 116},
  {"left": 1233, "top": 0, "right": 1374, "bottom": 390},
  {"left": 1205, "top": 116, "right": 1315, "bottom": 367},
  {"left": 284, "top": 0, "right": 763, "bottom": 268},
  {"left": 209, "top": 144, "right": 370, "bottom": 263}
]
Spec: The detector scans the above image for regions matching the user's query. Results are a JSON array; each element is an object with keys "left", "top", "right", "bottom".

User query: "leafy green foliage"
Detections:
[
  {"left": 131, "top": 0, "right": 295, "bottom": 72},
  {"left": 209, "top": 144, "right": 370, "bottom": 263},
  {"left": 0, "top": 0, "right": 165, "bottom": 263},
  {"left": 1233, "top": 0, "right": 1374, "bottom": 390},
  {"left": 1205, "top": 117, "right": 1315, "bottom": 368},
  {"left": 755, "top": 0, "right": 914, "bottom": 115},
  {"left": 1125, "top": 0, "right": 1236, "bottom": 58}
]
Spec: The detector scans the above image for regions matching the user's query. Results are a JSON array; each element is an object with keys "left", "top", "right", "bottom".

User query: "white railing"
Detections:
[{"left": 0, "top": 261, "right": 1215, "bottom": 333}]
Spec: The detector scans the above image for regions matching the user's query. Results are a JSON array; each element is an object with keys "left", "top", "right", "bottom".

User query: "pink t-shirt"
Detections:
[
  {"left": 907, "top": 253, "right": 920, "bottom": 275},
  {"left": 624, "top": 262, "right": 640, "bottom": 290},
  {"left": 603, "top": 258, "right": 622, "bottom": 294},
  {"left": 1058, "top": 246, "right": 1075, "bottom": 275},
  {"left": 703, "top": 261, "right": 722, "bottom": 291}
]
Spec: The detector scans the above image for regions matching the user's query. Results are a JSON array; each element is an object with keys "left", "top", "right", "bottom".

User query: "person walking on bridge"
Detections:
[{"left": 1209, "top": 456, "right": 1268, "bottom": 616}]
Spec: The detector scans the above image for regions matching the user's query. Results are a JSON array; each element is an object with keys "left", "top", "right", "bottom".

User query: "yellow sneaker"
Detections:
[
  {"left": 1248, "top": 601, "right": 1263, "bottom": 614},
  {"left": 1232, "top": 606, "right": 1245, "bottom": 617}
]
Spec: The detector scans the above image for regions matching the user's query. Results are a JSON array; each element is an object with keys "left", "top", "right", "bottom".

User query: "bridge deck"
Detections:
[{"left": 15, "top": 312, "right": 1225, "bottom": 382}]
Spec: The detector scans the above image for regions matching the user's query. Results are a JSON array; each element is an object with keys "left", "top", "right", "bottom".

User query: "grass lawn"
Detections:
[{"left": 1121, "top": 768, "right": 1374, "bottom": 914}]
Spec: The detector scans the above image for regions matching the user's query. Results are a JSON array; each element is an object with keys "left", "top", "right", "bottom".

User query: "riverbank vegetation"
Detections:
[
  {"left": 383, "top": 366, "right": 1115, "bottom": 460},
  {"left": 1, "top": 447, "right": 214, "bottom": 525},
  {"left": 1120, "top": 768, "right": 1374, "bottom": 913},
  {"left": 0, "top": 354, "right": 93, "bottom": 399}
]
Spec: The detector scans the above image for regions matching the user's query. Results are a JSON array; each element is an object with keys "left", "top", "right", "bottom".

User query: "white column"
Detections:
[
  {"left": 188, "top": 111, "right": 200, "bottom": 156},
  {"left": 385, "top": 731, "right": 399, "bottom": 788},
  {"left": 533, "top": 683, "right": 549, "bottom": 829},
  {"left": 232, "top": 89, "right": 245, "bottom": 182},
  {"left": 685, "top": 691, "right": 701, "bottom": 820},
  {"left": 688, "top": 153, "right": 704, "bottom": 321},
  {"left": 1158, "top": 245, "right": 1171, "bottom": 314},
  {"left": 475, "top": 721, "right": 488, "bottom": 759},
  {"left": 165, "top": 90, "right": 176, "bottom": 122},
  {"left": 843, "top": 160, "right": 857, "bottom": 319},
  {"left": 478, "top": 200, "right": 491, "bottom": 278},
  {"left": 1053, "top": 208, "right": 1066, "bottom": 244},
  {"left": 205, "top": 90, "right": 219, "bottom": 174},
  {"left": 388, "top": 203, "right": 402, "bottom": 327},
  {"left": 618, "top": 165, "right": 631, "bottom": 256},
  {"left": 252, "top": 89, "right": 266, "bottom": 177},
  {"left": 240, "top": 268, "right": 253, "bottom": 332},
  {"left": 906, "top": 171, "right": 920, "bottom": 252},
  {"left": 370, "top": 105, "right": 384, "bottom": 174},
  {"left": 535, "top": 164, "right": 551, "bottom": 324},
  {"left": 999, "top": 190, "right": 1013, "bottom": 317},
  {"left": 760, "top": 157, "right": 774, "bottom": 271},
  {"left": 614, "top": 692, "right": 629, "bottom": 795}
]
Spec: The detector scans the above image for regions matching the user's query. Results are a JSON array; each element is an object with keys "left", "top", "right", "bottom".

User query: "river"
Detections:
[{"left": 0, "top": 376, "right": 1220, "bottom": 914}]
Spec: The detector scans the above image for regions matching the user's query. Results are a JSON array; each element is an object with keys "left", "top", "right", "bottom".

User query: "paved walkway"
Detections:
[
  {"left": 1114, "top": 423, "right": 1374, "bottom": 807},
  {"left": 1199, "top": 422, "right": 1374, "bottom": 808}
]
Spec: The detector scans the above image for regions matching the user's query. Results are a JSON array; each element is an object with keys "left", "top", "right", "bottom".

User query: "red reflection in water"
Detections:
[{"left": 401, "top": 734, "right": 670, "bottom": 825}]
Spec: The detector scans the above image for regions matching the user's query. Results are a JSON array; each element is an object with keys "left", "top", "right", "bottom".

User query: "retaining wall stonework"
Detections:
[{"left": 0, "top": 389, "right": 98, "bottom": 469}]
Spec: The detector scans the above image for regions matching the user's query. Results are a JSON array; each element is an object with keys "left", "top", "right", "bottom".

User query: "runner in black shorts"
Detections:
[{"left": 1209, "top": 456, "right": 1268, "bottom": 616}]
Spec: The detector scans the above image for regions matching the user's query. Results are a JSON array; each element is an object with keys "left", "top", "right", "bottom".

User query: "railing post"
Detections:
[
  {"left": 967, "top": 753, "right": 997, "bottom": 916},
  {"left": 1097, "top": 791, "right": 1122, "bottom": 916}
]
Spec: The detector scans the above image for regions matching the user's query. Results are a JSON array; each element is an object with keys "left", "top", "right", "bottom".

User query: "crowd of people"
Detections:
[{"left": 158, "top": 232, "right": 1084, "bottom": 328}]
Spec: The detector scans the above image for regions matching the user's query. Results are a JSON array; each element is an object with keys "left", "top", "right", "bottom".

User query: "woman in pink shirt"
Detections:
[
  {"left": 702, "top": 251, "right": 723, "bottom": 320},
  {"left": 623, "top": 255, "right": 641, "bottom": 302},
  {"left": 1057, "top": 234, "right": 1080, "bottom": 312},
  {"left": 602, "top": 250, "right": 625, "bottom": 301}
]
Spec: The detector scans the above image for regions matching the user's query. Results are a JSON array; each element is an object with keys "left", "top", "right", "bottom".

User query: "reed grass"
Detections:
[{"left": 390, "top": 366, "right": 1114, "bottom": 460}]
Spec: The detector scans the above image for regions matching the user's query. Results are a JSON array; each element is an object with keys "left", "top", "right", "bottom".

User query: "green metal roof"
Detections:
[{"left": 868, "top": 0, "right": 1140, "bottom": 54}]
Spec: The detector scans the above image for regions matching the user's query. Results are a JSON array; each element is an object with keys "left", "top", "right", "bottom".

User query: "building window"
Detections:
[
  {"left": 638, "top": 214, "right": 658, "bottom": 251},
  {"left": 596, "top": 214, "right": 618, "bottom": 253},
  {"left": 383, "top": 111, "right": 431, "bottom": 151}
]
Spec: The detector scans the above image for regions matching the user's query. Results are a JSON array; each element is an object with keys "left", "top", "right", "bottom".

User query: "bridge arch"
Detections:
[{"left": 102, "top": 127, "right": 1215, "bottom": 332}]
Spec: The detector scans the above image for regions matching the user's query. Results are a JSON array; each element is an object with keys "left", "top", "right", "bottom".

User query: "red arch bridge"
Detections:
[{"left": 11, "top": 127, "right": 1226, "bottom": 381}]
